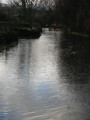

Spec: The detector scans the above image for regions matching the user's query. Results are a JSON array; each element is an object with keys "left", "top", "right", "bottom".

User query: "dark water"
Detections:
[{"left": 0, "top": 29, "right": 90, "bottom": 120}]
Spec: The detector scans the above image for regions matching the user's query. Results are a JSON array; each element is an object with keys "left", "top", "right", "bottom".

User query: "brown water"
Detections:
[{"left": 0, "top": 29, "right": 90, "bottom": 120}]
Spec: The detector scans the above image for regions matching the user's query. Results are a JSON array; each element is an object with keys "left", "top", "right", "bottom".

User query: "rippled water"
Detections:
[{"left": 0, "top": 29, "right": 90, "bottom": 120}]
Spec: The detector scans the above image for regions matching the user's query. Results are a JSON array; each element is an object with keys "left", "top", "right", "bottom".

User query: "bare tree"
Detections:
[
  {"left": 37, "top": 0, "right": 55, "bottom": 27},
  {"left": 7, "top": 0, "right": 42, "bottom": 28}
]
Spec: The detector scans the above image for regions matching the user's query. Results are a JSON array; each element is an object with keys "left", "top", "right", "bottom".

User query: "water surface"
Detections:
[{"left": 0, "top": 29, "right": 90, "bottom": 120}]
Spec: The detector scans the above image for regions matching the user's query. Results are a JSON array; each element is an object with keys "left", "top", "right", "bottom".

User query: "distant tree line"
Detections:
[
  {"left": 0, "top": 0, "right": 90, "bottom": 34},
  {"left": 54, "top": 0, "right": 90, "bottom": 34}
]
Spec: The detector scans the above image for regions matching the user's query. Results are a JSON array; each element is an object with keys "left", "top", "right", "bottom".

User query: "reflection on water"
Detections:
[
  {"left": 59, "top": 34, "right": 90, "bottom": 84},
  {"left": 0, "top": 30, "right": 90, "bottom": 120}
]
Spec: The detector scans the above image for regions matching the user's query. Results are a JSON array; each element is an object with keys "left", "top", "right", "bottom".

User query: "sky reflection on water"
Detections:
[{"left": 0, "top": 30, "right": 90, "bottom": 120}]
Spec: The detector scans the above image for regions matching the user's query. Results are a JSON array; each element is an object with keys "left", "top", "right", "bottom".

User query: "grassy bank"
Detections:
[
  {"left": 18, "top": 28, "right": 41, "bottom": 39},
  {"left": 0, "top": 42, "right": 18, "bottom": 51},
  {"left": 0, "top": 31, "right": 18, "bottom": 51},
  {"left": 0, "top": 31, "right": 18, "bottom": 43},
  {"left": 0, "top": 27, "right": 41, "bottom": 51},
  {"left": 71, "top": 32, "right": 90, "bottom": 38}
]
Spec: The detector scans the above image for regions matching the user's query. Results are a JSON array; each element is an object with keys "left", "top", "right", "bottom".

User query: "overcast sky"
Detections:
[{"left": 1, "top": 0, "right": 7, "bottom": 3}]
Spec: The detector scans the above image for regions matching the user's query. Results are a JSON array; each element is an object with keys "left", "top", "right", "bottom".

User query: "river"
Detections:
[{"left": 0, "top": 29, "right": 90, "bottom": 120}]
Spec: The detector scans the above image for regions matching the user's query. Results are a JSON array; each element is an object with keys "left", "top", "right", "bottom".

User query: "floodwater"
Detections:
[{"left": 0, "top": 29, "right": 90, "bottom": 120}]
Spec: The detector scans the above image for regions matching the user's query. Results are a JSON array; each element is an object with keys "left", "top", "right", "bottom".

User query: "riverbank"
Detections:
[
  {"left": 0, "top": 42, "right": 18, "bottom": 51},
  {"left": 0, "top": 31, "right": 18, "bottom": 51},
  {"left": 71, "top": 32, "right": 90, "bottom": 38},
  {"left": 0, "top": 22, "right": 42, "bottom": 51},
  {"left": 18, "top": 28, "right": 41, "bottom": 39},
  {"left": 0, "top": 22, "right": 42, "bottom": 40},
  {"left": 0, "top": 28, "right": 41, "bottom": 51}
]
